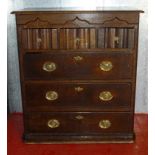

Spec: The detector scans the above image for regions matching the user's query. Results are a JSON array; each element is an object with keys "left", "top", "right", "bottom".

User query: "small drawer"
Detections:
[
  {"left": 23, "top": 52, "right": 133, "bottom": 80},
  {"left": 25, "top": 82, "right": 132, "bottom": 112},
  {"left": 25, "top": 112, "right": 133, "bottom": 134},
  {"left": 21, "top": 27, "right": 135, "bottom": 50}
]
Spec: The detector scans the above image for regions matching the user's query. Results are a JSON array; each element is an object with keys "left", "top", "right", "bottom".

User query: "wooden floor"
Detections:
[{"left": 7, "top": 113, "right": 148, "bottom": 155}]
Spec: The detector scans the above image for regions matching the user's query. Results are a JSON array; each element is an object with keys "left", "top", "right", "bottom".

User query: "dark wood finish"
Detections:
[
  {"left": 24, "top": 52, "right": 133, "bottom": 80},
  {"left": 23, "top": 132, "right": 135, "bottom": 143},
  {"left": 21, "top": 27, "right": 135, "bottom": 50},
  {"left": 24, "top": 112, "right": 133, "bottom": 133},
  {"left": 12, "top": 8, "right": 143, "bottom": 143},
  {"left": 24, "top": 82, "right": 132, "bottom": 112}
]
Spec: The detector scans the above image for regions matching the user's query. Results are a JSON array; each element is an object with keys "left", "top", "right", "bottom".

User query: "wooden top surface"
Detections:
[{"left": 11, "top": 7, "right": 144, "bottom": 14}]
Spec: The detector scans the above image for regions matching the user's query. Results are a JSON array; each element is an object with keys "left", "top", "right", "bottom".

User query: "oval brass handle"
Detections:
[
  {"left": 99, "top": 91, "right": 113, "bottom": 101},
  {"left": 43, "top": 61, "right": 56, "bottom": 72},
  {"left": 75, "top": 115, "right": 84, "bottom": 120},
  {"left": 75, "top": 87, "right": 84, "bottom": 92},
  {"left": 45, "top": 91, "right": 58, "bottom": 101},
  {"left": 99, "top": 120, "right": 111, "bottom": 129},
  {"left": 73, "top": 56, "right": 83, "bottom": 61},
  {"left": 47, "top": 119, "right": 60, "bottom": 128},
  {"left": 100, "top": 61, "right": 113, "bottom": 71}
]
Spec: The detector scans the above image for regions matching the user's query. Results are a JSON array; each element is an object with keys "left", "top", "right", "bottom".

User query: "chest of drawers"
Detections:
[{"left": 12, "top": 8, "right": 143, "bottom": 143}]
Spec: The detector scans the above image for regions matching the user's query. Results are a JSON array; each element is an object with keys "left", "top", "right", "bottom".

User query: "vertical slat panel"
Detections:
[
  {"left": 95, "top": 28, "right": 98, "bottom": 48},
  {"left": 22, "top": 27, "right": 135, "bottom": 50},
  {"left": 117, "top": 28, "right": 124, "bottom": 48},
  {"left": 59, "top": 28, "right": 64, "bottom": 49},
  {"left": 66, "top": 29, "right": 76, "bottom": 49},
  {"left": 76, "top": 28, "right": 80, "bottom": 49},
  {"left": 128, "top": 28, "right": 135, "bottom": 49},
  {"left": 97, "top": 28, "right": 104, "bottom": 48},
  {"left": 60, "top": 29, "right": 67, "bottom": 49},
  {"left": 84, "top": 28, "right": 89, "bottom": 48},
  {"left": 104, "top": 28, "right": 109, "bottom": 48},
  {"left": 38, "top": 29, "right": 41, "bottom": 49},
  {"left": 46, "top": 29, "right": 50, "bottom": 49},
  {"left": 109, "top": 28, "right": 115, "bottom": 48},
  {"left": 32, "top": 29, "right": 40, "bottom": 49},
  {"left": 56, "top": 29, "right": 59, "bottom": 49},
  {"left": 69, "top": 29, "right": 72, "bottom": 49},
  {"left": 66, "top": 29, "right": 70, "bottom": 49},
  {"left": 40, "top": 29, "right": 43, "bottom": 49},
  {"left": 89, "top": 29, "right": 96, "bottom": 48},
  {"left": 22, "top": 29, "right": 28, "bottom": 49},
  {"left": 90, "top": 28, "right": 96, "bottom": 48},
  {"left": 41, "top": 29, "right": 47, "bottom": 49},
  {"left": 80, "top": 29, "right": 84, "bottom": 48},
  {"left": 44, "top": 29, "right": 47, "bottom": 49},
  {"left": 69, "top": 29, "right": 76, "bottom": 49},
  {"left": 27, "top": 29, "right": 33, "bottom": 49},
  {"left": 123, "top": 29, "right": 128, "bottom": 48},
  {"left": 64, "top": 29, "right": 67, "bottom": 49},
  {"left": 51, "top": 29, "right": 58, "bottom": 49},
  {"left": 73, "top": 29, "right": 77, "bottom": 49}
]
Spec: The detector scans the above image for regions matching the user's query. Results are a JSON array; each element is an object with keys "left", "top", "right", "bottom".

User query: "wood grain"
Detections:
[{"left": 13, "top": 9, "right": 142, "bottom": 142}]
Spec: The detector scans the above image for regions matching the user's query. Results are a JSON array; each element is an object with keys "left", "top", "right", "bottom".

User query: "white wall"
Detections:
[{"left": 7, "top": 0, "right": 148, "bottom": 113}]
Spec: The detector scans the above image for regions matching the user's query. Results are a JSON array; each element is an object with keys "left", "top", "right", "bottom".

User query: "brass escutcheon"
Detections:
[
  {"left": 73, "top": 56, "right": 83, "bottom": 61},
  {"left": 47, "top": 119, "right": 60, "bottom": 128},
  {"left": 75, "top": 115, "right": 84, "bottom": 120},
  {"left": 75, "top": 86, "right": 84, "bottom": 92}
]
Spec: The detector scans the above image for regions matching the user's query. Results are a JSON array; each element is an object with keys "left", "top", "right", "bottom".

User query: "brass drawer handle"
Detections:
[
  {"left": 99, "top": 120, "right": 111, "bottom": 129},
  {"left": 47, "top": 119, "right": 60, "bottom": 128},
  {"left": 99, "top": 91, "right": 113, "bottom": 101},
  {"left": 114, "top": 36, "right": 119, "bottom": 44},
  {"left": 75, "top": 86, "right": 84, "bottom": 92},
  {"left": 76, "top": 38, "right": 81, "bottom": 42},
  {"left": 45, "top": 91, "right": 58, "bottom": 101},
  {"left": 100, "top": 61, "right": 113, "bottom": 71},
  {"left": 37, "top": 38, "right": 42, "bottom": 43},
  {"left": 75, "top": 38, "right": 81, "bottom": 47},
  {"left": 76, "top": 38, "right": 81, "bottom": 43},
  {"left": 73, "top": 56, "right": 83, "bottom": 61},
  {"left": 43, "top": 61, "right": 56, "bottom": 72},
  {"left": 75, "top": 115, "right": 84, "bottom": 120}
]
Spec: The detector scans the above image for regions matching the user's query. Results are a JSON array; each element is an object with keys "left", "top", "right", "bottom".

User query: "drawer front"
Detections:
[
  {"left": 25, "top": 112, "right": 133, "bottom": 134},
  {"left": 25, "top": 82, "right": 131, "bottom": 111},
  {"left": 21, "top": 27, "right": 135, "bottom": 50},
  {"left": 24, "top": 52, "right": 133, "bottom": 80}
]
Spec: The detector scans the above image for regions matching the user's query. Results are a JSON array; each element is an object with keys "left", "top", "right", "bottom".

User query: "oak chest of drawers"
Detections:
[{"left": 12, "top": 8, "right": 143, "bottom": 143}]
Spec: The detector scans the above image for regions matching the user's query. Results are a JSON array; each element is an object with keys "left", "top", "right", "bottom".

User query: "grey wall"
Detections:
[{"left": 7, "top": 0, "right": 148, "bottom": 113}]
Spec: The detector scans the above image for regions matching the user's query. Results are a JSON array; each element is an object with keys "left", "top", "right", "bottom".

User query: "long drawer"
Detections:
[
  {"left": 24, "top": 112, "right": 133, "bottom": 134},
  {"left": 23, "top": 52, "right": 133, "bottom": 80},
  {"left": 24, "top": 82, "right": 132, "bottom": 111}
]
